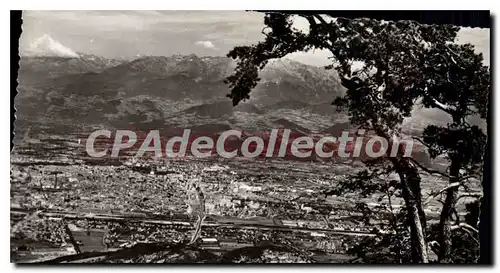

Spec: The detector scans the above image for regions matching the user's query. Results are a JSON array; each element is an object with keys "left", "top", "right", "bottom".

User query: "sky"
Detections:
[{"left": 20, "top": 10, "right": 490, "bottom": 66}]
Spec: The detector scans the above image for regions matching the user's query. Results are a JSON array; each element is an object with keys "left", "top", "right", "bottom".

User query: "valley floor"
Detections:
[{"left": 10, "top": 139, "right": 479, "bottom": 263}]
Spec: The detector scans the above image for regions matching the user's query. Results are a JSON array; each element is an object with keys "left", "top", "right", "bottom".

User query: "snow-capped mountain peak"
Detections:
[{"left": 23, "top": 34, "right": 79, "bottom": 58}]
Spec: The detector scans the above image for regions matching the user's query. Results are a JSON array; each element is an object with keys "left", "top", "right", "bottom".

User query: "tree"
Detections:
[
  {"left": 409, "top": 27, "right": 489, "bottom": 262},
  {"left": 225, "top": 12, "right": 489, "bottom": 263}
]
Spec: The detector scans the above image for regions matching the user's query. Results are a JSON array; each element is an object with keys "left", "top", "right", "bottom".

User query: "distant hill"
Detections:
[
  {"left": 273, "top": 118, "right": 311, "bottom": 134},
  {"left": 18, "top": 54, "right": 123, "bottom": 86},
  {"left": 263, "top": 100, "right": 310, "bottom": 111},
  {"left": 322, "top": 122, "right": 352, "bottom": 137}
]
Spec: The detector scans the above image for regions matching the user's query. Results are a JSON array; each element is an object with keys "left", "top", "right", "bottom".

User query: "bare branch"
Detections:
[
  {"left": 439, "top": 182, "right": 461, "bottom": 194},
  {"left": 424, "top": 182, "right": 461, "bottom": 206},
  {"left": 451, "top": 223, "right": 479, "bottom": 234}
]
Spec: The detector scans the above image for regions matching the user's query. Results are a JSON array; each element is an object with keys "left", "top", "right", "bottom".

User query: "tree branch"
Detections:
[
  {"left": 451, "top": 223, "right": 479, "bottom": 234},
  {"left": 410, "top": 158, "right": 479, "bottom": 181},
  {"left": 409, "top": 158, "right": 452, "bottom": 178},
  {"left": 436, "top": 182, "right": 461, "bottom": 195},
  {"left": 424, "top": 182, "right": 461, "bottom": 206},
  {"left": 412, "top": 137, "right": 433, "bottom": 150}
]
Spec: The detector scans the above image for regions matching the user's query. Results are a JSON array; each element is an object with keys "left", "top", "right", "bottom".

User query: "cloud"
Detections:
[
  {"left": 194, "top": 40, "right": 217, "bottom": 50},
  {"left": 19, "top": 11, "right": 489, "bottom": 66},
  {"left": 20, "top": 11, "right": 266, "bottom": 58}
]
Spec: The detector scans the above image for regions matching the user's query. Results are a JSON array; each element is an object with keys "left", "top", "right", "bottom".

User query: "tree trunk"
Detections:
[
  {"left": 437, "top": 160, "right": 460, "bottom": 263},
  {"left": 396, "top": 162, "right": 429, "bottom": 263},
  {"left": 377, "top": 128, "right": 428, "bottom": 263}
]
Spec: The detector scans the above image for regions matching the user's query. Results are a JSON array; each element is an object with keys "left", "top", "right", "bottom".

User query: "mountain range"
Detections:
[
  {"left": 15, "top": 52, "right": 349, "bottom": 139},
  {"left": 15, "top": 35, "right": 485, "bottom": 168},
  {"left": 15, "top": 47, "right": 469, "bottom": 152},
  {"left": 14, "top": 51, "right": 449, "bottom": 167}
]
